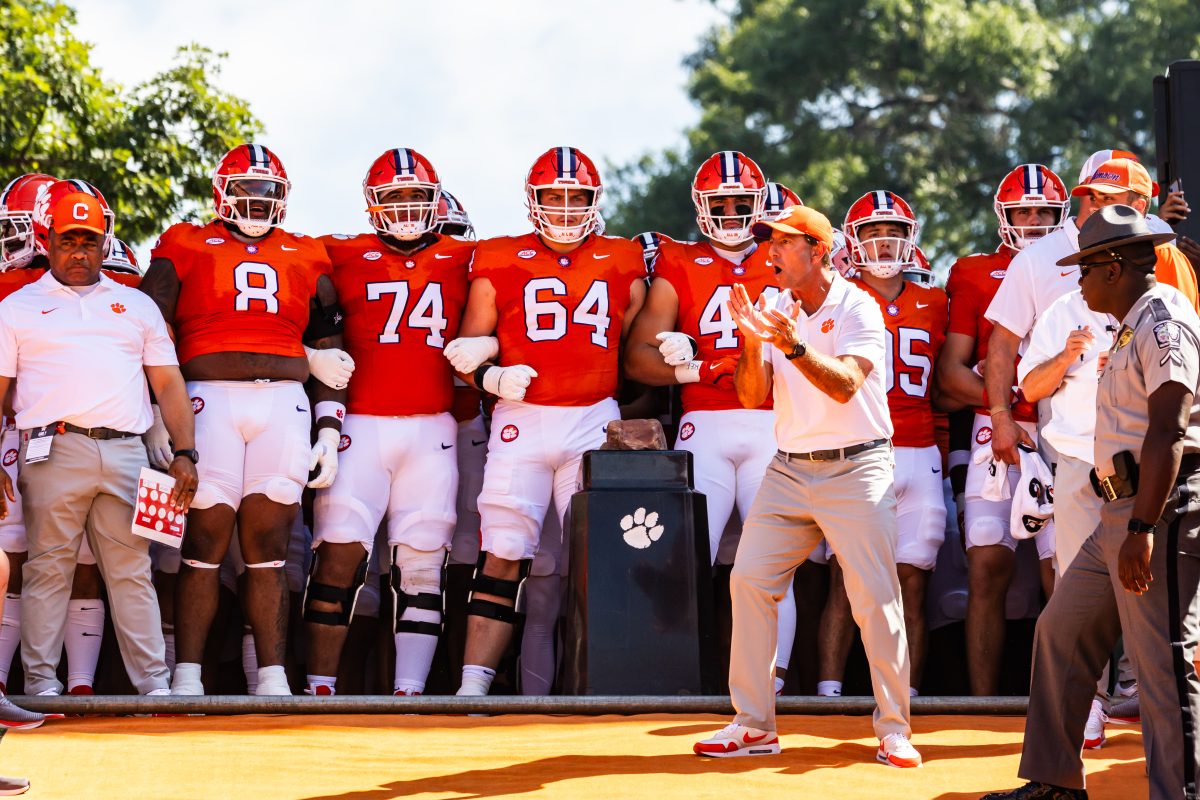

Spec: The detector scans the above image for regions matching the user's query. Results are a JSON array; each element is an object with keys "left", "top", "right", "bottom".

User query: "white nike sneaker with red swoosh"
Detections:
[
  {"left": 693, "top": 723, "right": 780, "bottom": 757},
  {"left": 877, "top": 732, "right": 922, "bottom": 768}
]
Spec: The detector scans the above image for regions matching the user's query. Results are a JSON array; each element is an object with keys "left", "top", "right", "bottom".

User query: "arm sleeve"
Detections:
[
  {"left": 984, "top": 252, "right": 1036, "bottom": 338},
  {"left": 834, "top": 293, "right": 886, "bottom": 364}
]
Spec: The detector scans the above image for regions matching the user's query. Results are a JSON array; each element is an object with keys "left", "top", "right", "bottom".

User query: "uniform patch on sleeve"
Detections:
[
  {"left": 1149, "top": 297, "right": 1172, "bottom": 322},
  {"left": 1153, "top": 320, "right": 1182, "bottom": 350}
]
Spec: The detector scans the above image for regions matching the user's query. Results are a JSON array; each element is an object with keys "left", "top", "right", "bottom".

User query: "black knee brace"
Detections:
[
  {"left": 465, "top": 550, "right": 531, "bottom": 626},
  {"left": 302, "top": 552, "right": 369, "bottom": 627}
]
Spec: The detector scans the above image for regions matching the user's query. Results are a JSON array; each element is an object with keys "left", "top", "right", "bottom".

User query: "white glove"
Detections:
[
  {"left": 307, "top": 427, "right": 341, "bottom": 489},
  {"left": 655, "top": 332, "right": 697, "bottom": 366},
  {"left": 143, "top": 405, "right": 172, "bottom": 469},
  {"left": 481, "top": 365, "right": 539, "bottom": 402},
  {"left": 443, "top": 336, "right": 500, "bottom": 373},
  {"left": 304, "top": 345, "right": 355, "bottom": 390}
]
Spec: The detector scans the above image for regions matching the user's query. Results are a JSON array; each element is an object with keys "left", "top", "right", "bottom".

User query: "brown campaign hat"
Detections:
[
  {"left": 750, "top": 205, "right": 834, "bottom": 250},
  {"left": 1056, "top": 204, "right": 1175, "bottom": 267}
]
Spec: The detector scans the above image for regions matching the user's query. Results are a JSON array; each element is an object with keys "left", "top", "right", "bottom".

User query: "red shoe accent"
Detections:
[
  {"left": 68, "top": 685, "right": 94, "bottom": 696},
  {"left": 742, "top": 732, "right": 769, "bottom": 744},
  {"left": 312, "top": 685, "right": 334, "bottom": 697},
  {"left": 393, "top": 689, "right": 422, "bottom": 696}
]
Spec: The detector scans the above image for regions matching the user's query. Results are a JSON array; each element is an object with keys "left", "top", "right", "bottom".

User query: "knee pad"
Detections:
[
  {"left": 391, "top": 545, "right": 446, "bottom": 636},
  {"left": 465, "top": 550, "right": 532, "bottom": 626},
  {"left": 191, "top": 480, "right": 239, "bottom": 511},
  {"left": 484, "top": 530, "right": 529, "bottom": 563},
  {"left": 258, "top": 476, "right": 303, "bottom": 507},
  {"left": 303, "top": 551, "right": 369, "bottom": 627},
  {"left": 390, "top": 510, "right": 455, "bottom": 553},
  {"left": 965, "top": 516, "right": 1009, "bottom": 549}
]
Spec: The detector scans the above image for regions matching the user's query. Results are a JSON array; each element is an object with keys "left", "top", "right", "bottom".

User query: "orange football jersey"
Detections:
[
  {"left": 102, "top": 269, "right": 141, "bottom": 289},
  {"left": 652, "top": 239, "right": 778, "bottom": 412},
  {"left": 151, "top": 220, "right": 331, "bottom": 364},
  {"left": 471, "top": 233, "right": 646, "bottom": 407},
  {"left": 321, "top": 233, "right": 472, "bottom": 417},
  {"left": 851, "top": 278, "right": 947, "bottom": 448},
  {"left": 0, "top": 268, "right": 44, "bottom": 302},
  {"left": 945, "top": 245, "right": 1035, "bottom": 422}
]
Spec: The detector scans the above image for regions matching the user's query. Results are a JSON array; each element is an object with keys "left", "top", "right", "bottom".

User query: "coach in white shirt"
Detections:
[
  {"left": 0, "top": 190, "right": 197, "bottom": 696},
  {"left": 692, "top": 206, "right": 919, "bottom": 768}
]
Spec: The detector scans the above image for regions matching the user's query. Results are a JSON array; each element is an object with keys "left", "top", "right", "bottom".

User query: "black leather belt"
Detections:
[
  {"left": 1090, "top": 469, "right": 1134, "bottom": 502},
  {"left": 778, "top": 438, "right": 889, "bottom": 463},
  {"left": 61, "top": 423, "right": 138, "bottom": 440}
]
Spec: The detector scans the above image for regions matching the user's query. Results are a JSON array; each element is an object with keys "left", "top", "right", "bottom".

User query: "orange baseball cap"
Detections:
[
  {"left": 50, "top": 192, "right": 107, "bottom": 236},
  {"left": 1072, "top": 157, "right": 1158, "bottom": 198},
  {"left": 751, "top": 205, "right": 835, "bottom": 250}
]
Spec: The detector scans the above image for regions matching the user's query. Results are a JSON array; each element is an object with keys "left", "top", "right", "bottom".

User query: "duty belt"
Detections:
[
  {"left": 1091, "top": 470, "right": 1134, "bottom": 502},
  {"left": 60, "top": 422, "right": 138, "bottom": 440},
  {"left": 778, "top": 438, "right": 889, "bottom": 463}
]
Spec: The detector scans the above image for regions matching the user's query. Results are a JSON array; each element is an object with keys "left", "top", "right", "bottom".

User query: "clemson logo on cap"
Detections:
[{"left": 1091, "top": 171, "right": 1121, "bottom": 182}]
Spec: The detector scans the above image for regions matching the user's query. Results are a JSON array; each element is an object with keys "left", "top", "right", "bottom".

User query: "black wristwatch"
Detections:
[
  {"left": 785, "top": 340, "right": 808, "bottom": 360},
  {"left": 173, "top": 448, "right": 199, "bottom": 464},
  {"left": 1127, "top": 518, "right": 1155, "bottom": 535}
]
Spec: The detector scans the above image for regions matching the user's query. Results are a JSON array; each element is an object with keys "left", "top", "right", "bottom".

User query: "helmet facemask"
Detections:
[
  {"left": 694, "top": 190, "right": 764, "bottom": 246},
  {"left": 527, "top": 185, "right": 600, "bottom": 244},
  {"left": 0, "top": 212, "right": 34, "bottom": 271},
  {"left": 215, "top": 174, "right": 289, "bottom": 238},
  {"left": 368, "top": 183, "right": 441, "bottom": 241},
  {"left": 996, "top": 202, "right": 1066, "bottom": 251},
  {"left": 849, "top": 220, "right": 918, "bottom": 279}
]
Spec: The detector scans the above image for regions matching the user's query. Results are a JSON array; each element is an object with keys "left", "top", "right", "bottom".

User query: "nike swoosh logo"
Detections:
[
  {"left": 1060, "top": 270, "right": 1074, "bottom": 277},
  {"left": 434, "top": 254, "right": 453, "bottom": 260},
  {"left": 296, "top": 405, "right": 306, "bottom": 412},
  {"left": 592, "top": 253, "right": 610, "bottom": 259},
  {"left": 79, "top": 606, "right": 100, "bottom": 611},
  {"left": 440, "top": 443, "right": 452, "bottom": 450},
  {"left": 915, "top": 303, "right": 929, "bottom": 309},
  {"left": 41, "top": 309, "right": 56, "bottom": 315},
  {"left": 471, "top": 439, "right": 487, "bottom": 447},
  {"left": 932, "top": 468, "right": 941, "bottom": 473},
  {"left": 281, "top": 245, "right": 299, "bottom": 252},
  {"left": 742, "top": 732, "right": 769, "bottom": 744},
  {"left": 81, "top": 632, "right": 101, "bottom": 637}
]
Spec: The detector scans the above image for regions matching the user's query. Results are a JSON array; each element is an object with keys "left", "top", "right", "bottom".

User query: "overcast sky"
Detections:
[{"left": 70, "top": 0, "right": 726, "bottom": 251}]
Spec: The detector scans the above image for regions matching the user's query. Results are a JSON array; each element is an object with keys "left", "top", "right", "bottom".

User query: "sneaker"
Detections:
[
  {"left": 693, "top": 723, "right": 780, "bottom": 757},
  {"left": 67, "top": 685, "right": 93, "bottom": 696},
  {"left": 0, "top": 775, "right": 28, "bottom": 796},
  {"left": 876, "top": 732, "right": 921, "bottom": 768},
  {"left": 394, "top": 689, "right": 422, "bottom": 696},
  {"left": 980, "top": 781, "right": 1088, "bottom": 799},
  {"left": 1108, "top": 693, "right": 1139, "bottom": 725},
  {"left": 1084, "top": 698, "right": 1106, "bottom": 749},
  {"left": 0, "top": 696, "right": 44, "bottom": 731},
  {"left": 170, "top": 663, "right": 203, "bottom": 696},
  {"left": 307, "top": 685, "right": 334, "bottom": 697}
]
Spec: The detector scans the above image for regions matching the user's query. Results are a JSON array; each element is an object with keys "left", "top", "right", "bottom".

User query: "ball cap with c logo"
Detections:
[
  {"left": 50, "top": 193, "right": 107, "bottom": 236},
  {"left": 751, "top": 205, "right": 835, "bottom": 251}
]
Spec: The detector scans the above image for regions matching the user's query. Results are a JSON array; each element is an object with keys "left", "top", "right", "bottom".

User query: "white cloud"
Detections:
[{"left": 68, "top": 0, "right": 724, "bottom": 251}]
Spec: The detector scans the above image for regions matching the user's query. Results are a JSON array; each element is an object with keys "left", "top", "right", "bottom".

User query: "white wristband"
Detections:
[
  {"left": 481, "top": 366, "right": 503, "bottom": 396},
  {"left": 674, "top": 361, "right": 701, "bottom": 384},
  {"left": 314, "top": 401, "right": 346, "bottom": 424}
]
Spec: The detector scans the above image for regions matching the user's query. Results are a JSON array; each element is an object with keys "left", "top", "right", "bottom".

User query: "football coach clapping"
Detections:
[
  {"left": 694, "top": 205, "right": 918, "bottom": 768},
  {"left": 0, "top": 186, "right": 196, "bottom": 696}
]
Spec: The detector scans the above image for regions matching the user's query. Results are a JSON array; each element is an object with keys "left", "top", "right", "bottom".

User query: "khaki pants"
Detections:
[
  {"left": 729, "top": 445, "right": 911, "bottom": 738},
  {"left": 18, "top": 431, "right": 168, "bottom": 695},
  {"left": 1019, "top": 468, "right": 1200, "bottom": 799},
  {"left": 1054, "top": 454, "right": 1104, "bottom": 576}
]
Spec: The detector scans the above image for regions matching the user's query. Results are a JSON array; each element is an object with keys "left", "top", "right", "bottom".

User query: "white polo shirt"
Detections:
[
  {"left": 764, "top": 273, "right": 893, "bottom": 452},
  {"left": 0, "top": 271, "right": 178, "bottom": 433},
  {"left": 986, "top": 214, "right": 1175, "bottom": 342},
  {"left": 1016, "top": 290, "right": 1114, "bottom": 463}
]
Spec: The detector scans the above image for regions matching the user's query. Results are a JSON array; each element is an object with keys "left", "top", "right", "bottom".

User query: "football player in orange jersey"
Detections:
[
  {"left": 442, "top": 146, "right": 646, "bottom": 696},
  {"left": 304, "top": 149, "right": 473, "bottom": 697},
  {"left": 141, "top": 144, "right": 351, "bottom": 696},
  {"left": 625, "top": 154, "right": 800, "bottom": 694},
  {"left": 935, "top": 164, "right": 1068, "bottom": 696},
  {"left": 816, "top": 191, "right": 948, "bottom": 698}
]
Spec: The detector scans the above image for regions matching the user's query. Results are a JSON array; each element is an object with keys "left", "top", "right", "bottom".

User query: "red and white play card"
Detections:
[{"left": 132, "top": 467, "right": 186, "bottom": 547}]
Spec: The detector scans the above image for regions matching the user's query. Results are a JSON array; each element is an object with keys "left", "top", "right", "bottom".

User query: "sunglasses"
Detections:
[{"left": 1078, "top": 257, "right": 1120, "bottom": 278}]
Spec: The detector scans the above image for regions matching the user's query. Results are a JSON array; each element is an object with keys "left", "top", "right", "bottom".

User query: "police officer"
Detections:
[{"left": 982, "top": 204, "right": 1200, "bottom": 800}]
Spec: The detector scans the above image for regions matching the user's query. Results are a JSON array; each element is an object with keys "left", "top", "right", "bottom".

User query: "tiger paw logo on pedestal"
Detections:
[{"left": 620, "top": 507, "right": 664, "bottom": 550}]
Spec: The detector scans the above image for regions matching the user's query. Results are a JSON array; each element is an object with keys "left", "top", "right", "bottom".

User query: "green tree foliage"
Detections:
[
  {"left": 606, "top": 0, "right": 1200, "bottom": 271},
  {"left": 0, "top": 0, "right": 261, "bottom": 243}
]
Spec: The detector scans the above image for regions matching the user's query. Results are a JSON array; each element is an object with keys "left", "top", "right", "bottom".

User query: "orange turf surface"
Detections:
[{"left": 0, "top": 713, "right": 1145, "bottom": 799}]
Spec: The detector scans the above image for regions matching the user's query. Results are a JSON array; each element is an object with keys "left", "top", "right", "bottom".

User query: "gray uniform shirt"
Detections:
[{"left": 1094, "top": 282, "right": 1200, "bottom": 477}]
